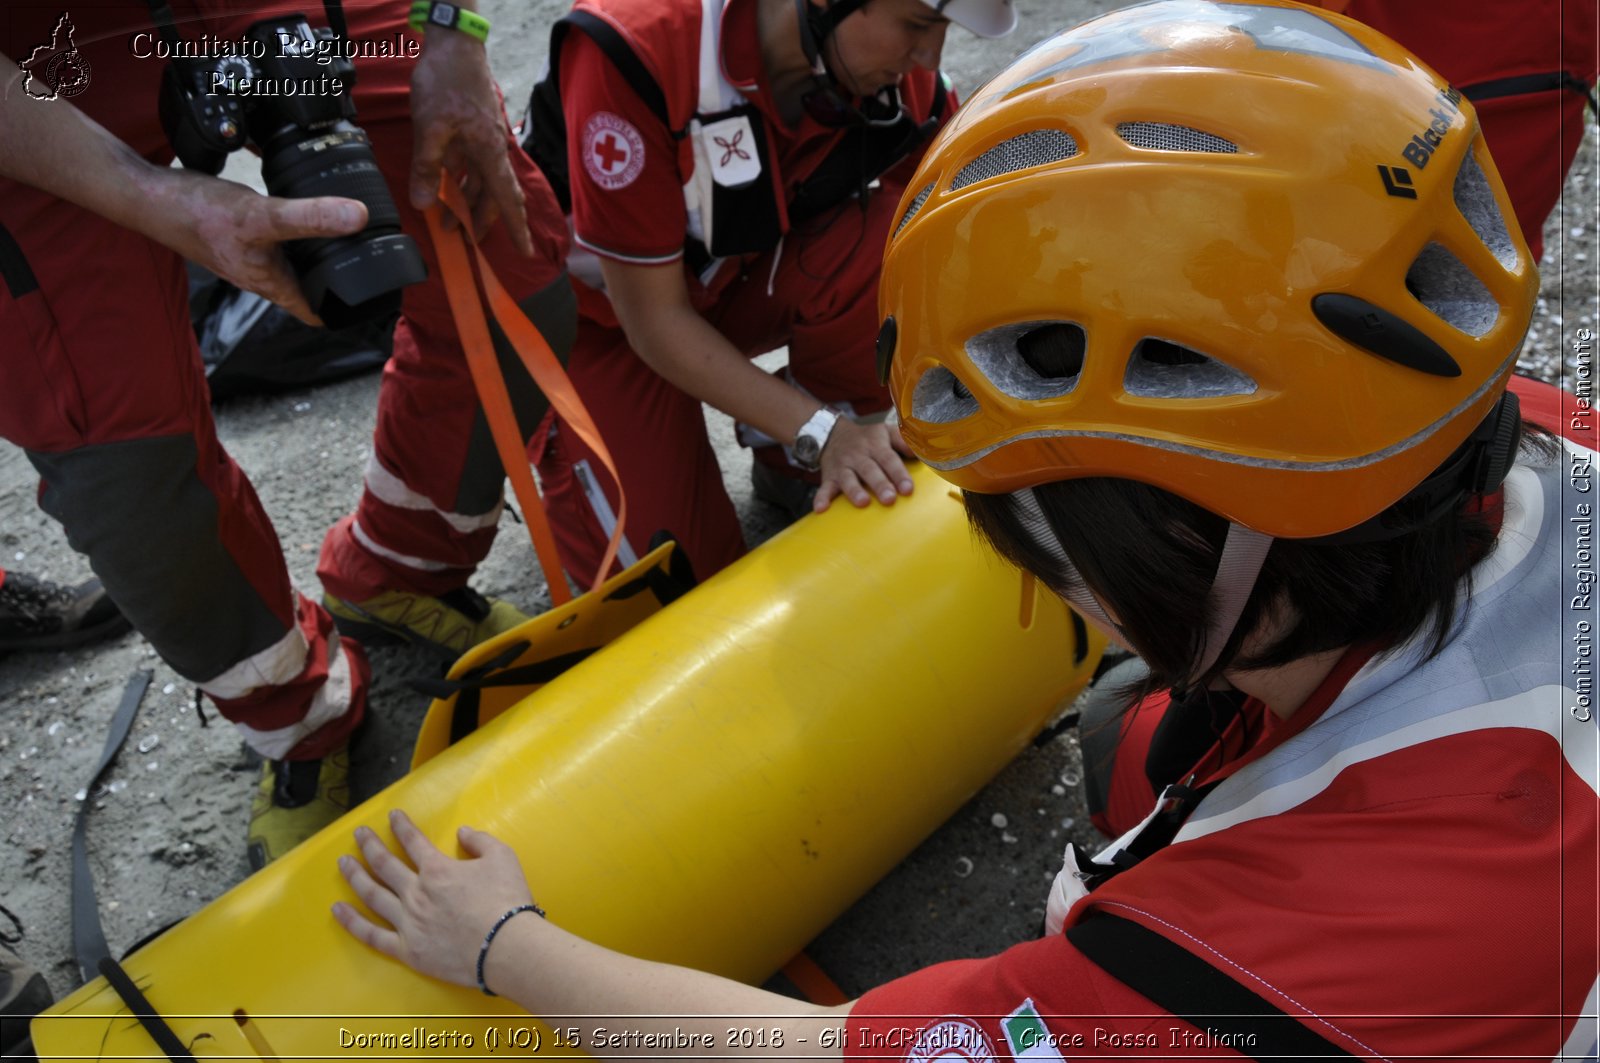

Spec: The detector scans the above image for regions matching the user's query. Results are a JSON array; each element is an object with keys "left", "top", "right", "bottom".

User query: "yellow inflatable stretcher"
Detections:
[{"left": 34, "top": 464, "right": 1100, "bottom": 1061}]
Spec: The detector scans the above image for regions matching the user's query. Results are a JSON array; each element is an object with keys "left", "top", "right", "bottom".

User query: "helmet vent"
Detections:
[
  {"left": 1453, "top": 150, "right": 1518, "bottom": 269},
  {"left": 1124, "top": 338, "right": 1256, "bottom": 398},
  {"left": 967, "top": 321, "right": 1085, "bottom": 400},
  {"left": 948, "top": 130, "right": 1078, "bottom": 193},
  {"left": 910, "top": 365, "right": 979, "bottom": 424},
  {"left": 895, "top": 182, "right": 936, "bottom": 238},
  {"left": 1117, "top": 122, "right": 1238, "bottom": 154},
  {"left": 1405, "top": 242, "right": 1497, "bottom": 337}
]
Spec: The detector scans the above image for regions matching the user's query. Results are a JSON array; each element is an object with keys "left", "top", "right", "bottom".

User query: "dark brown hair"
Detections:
[{"left": 963, "top": 429, "right": 1555, "bottom": 694}]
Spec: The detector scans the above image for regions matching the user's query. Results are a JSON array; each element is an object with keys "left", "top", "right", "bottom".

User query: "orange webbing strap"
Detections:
[
  {"left": 782, "top": 952, "right": 850, "bottom": 1006},
  {"left": 425, "top": 180, "right": 626, "bottom": 601},
  {"left": 425, "top": 200, "right": 571, "bottom": 604}
]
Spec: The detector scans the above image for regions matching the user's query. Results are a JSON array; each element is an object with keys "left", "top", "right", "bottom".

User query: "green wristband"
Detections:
[{"left": 408, "top": 0, "right": 491, "bottom": 43}]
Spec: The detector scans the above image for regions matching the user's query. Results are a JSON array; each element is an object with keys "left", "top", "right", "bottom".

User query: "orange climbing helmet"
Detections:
[{"left": 879, "top": 0, "right": 1537, "bottom": 538}]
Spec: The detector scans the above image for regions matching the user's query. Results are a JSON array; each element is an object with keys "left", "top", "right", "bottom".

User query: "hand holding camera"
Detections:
[{"left": 158, "top": 14, "right": 427, "bottom": 327}]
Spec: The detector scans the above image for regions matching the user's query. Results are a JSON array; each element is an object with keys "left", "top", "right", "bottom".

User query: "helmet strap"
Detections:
[
  {"left": 1192, "top": 524, "right": 1274, "bottom": 685},
  {"left": 1011, "top": 489, "right": 1273, "bottom": 689},
  {"left": 1011, "top": 487, "right": 1122, "bottom": 634},
  {"left": 795, "top": 0, "right": 900, "bottom": 127},
  {"left": 796, "top": 0, "right": 871, "bottom": 68}
]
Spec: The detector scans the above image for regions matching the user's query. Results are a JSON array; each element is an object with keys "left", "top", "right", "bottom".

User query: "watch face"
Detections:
[{"left": 794, "top": 434, "right": 821, "bottom": 468}]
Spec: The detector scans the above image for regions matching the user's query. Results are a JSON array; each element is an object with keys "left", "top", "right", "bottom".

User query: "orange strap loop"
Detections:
[
  {"left": 782, "top": 952, "right": 850, "bottom": 1007},
  {"left": 425, "top": 181, "right": 626, "bottom": 603}
]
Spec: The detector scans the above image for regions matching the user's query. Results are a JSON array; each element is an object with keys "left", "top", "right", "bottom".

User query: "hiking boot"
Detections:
[
  {"left": 751, "top": 461, "right": 818, "bottom": 522},
  {"left": 246, "top": 746, "right": 351, "bottom": 871},
  {"left": 322, "top": 586, "right": 530, "bottom": 660},
  {"left": 0, "top": 571, "right": 130, "bottom": 653}
]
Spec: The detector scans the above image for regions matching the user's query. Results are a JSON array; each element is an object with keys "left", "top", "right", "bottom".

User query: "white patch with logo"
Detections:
[
  {"left": 906, "top": 1018, "right": 997, "bottom": 1063},
  {"left": 699, "top": 113, "right": 761, "bottom": 188},
  {"left": 581, "top": 111, "right": 646, "bottom": 190}
]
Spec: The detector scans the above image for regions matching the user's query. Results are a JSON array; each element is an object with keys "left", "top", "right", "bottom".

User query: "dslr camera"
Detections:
[{"left": 158, "top": 14, "right": 426, "bottom": 327}]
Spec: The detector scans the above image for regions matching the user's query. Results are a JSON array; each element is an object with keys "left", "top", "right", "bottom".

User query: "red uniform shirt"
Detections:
[
  {"left": 559, "top": 0, "right": 947, "bottom": 320},
  {"left": 850, "top": 681, "right": 1595, "bottom": 1059}
]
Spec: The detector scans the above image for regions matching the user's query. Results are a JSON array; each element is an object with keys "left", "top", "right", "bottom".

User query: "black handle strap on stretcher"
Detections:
[
  {"left": 68, "top": 670, "right": 198, "bottom": 1062},
  {"left": 95, "top": 958, "right": 198, "bottom": 1063},
  {"left": 71, "top": 670, "right": 150, "bottom": 983},
  {"left": 409, "top": 530, "right": 699, "bottom": 748},
  {"left": 409, "top": 640, "right": 598, "bottom": 745},
  {"left": 1066, "top": 912, "right": 1356, "bottom": 1061}
]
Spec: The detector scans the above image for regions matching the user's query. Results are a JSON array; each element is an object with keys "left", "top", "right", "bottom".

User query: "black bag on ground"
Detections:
[{"left": 187, "top": 264, "right": 394, "bottom": 401}]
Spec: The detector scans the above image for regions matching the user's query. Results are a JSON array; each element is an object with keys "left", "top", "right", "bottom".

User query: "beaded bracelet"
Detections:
[{"left": 476, "top": 902, "right": 545, "bottom": 996}]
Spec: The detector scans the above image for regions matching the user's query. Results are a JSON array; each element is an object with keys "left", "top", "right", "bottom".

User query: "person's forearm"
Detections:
[
  {"left": 334, "top": 818, "right": 863, "bottom": 1062},
  {"left": 626, "top": 299, "right": 822, "bottom": 446},
  {"left": 4, "top": 51, "right": 368, "bottom": 324},
  {"left": 486, "top": 917, "right": 850, "bottom": 1061},
  {"left": 1, "top": 54, "right": 178, "bottom": 238}
]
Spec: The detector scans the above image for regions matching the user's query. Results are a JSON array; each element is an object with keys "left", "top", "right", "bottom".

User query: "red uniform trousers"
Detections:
[
  {"left": 534, "top": 191, "right": 899, "bottom": 588},
  {"left": 0, "top": 2, "right": 568, "bottom": 760}
]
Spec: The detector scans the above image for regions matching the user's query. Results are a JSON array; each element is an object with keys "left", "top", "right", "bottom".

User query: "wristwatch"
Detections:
[
  {"left": 408, "top": 0, "right": 492, "bottom": 42},
  {"left": 793, "top": 407, "right": 840, "bottom": 472}
]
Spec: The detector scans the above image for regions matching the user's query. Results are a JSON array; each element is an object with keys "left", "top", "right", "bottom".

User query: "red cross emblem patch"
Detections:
[{"left": 581, "top": 111, "right": 646, "bottom": 191}]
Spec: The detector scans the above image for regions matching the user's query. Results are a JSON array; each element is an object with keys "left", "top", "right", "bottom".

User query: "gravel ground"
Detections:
[{"left": 1, "top": 0, "right": 1594, "bottom": 1012}]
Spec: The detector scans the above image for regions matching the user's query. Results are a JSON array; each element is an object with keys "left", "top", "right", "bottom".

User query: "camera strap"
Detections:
[
  {"left": 143, "top": 0, "right": 183, "bottom": 51},
  {"left": 426, "top": 180, "right": 625, "bottom": 600},
  {"left": 322, "top": 0, "right": 349, "bottom": 44},
  {"left": 143, "top": 0, "right": 350, "bottom": 46}
]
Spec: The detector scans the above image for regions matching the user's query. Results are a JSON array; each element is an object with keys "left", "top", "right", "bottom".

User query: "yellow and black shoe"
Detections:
[
  {"left": 323, "top": 586, "right": 529, "bottom": 661},
  {"left": 246, "top": 746, "right": 351, "bottom": 871}
]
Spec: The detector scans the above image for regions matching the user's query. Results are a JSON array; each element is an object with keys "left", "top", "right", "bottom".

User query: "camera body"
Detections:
[{"left": 158, "top": 14, "right": 426, "bottom": 327}]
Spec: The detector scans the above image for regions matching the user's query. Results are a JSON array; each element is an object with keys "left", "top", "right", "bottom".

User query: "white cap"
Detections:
[{"left": 929, "top": 0, "right": 1017, "bottom": 37}]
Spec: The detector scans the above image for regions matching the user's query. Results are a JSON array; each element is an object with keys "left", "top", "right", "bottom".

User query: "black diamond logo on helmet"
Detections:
[{"left": 1378, "top": 165, "right": 1417, "bottom": 199}]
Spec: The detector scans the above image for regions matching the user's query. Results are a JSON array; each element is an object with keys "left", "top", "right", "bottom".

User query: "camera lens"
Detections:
[{"left": 260, "top": 122, "right": 427, "bottom": 328}]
